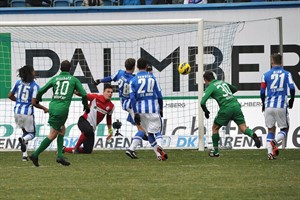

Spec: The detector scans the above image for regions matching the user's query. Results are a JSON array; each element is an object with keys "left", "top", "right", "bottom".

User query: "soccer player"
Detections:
[
  {"left": 94, "top": 58, "right": 136, "bottom": 124},
  {"left": 63, "top": 84, "right": 114, "bottom": 154},
  {"left": 29, "top": 60, "right": 89, "bottom": 167},
  {"left": 125, "top": 58, "right": 167, "bottom": 161},
  {"left": 260, "top": 53, "right": 295, "bottom": 160},
  {"left": 8, "top": 65, "right": 48, "bottom": 161},
  {"left": 201, "top": 71, "right": 261, "bottom": 157},
  {"left": 94, "top": 58, "right": 148, "bottom": 141}
]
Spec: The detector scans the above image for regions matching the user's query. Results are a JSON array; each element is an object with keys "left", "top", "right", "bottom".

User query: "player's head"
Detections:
[
  {"left": 103, "top": 84, "right": 113, "bottom": 100},
  {"left": 137, "top": 58, "right": 148, "bottom": 70},
  {"left": 18, "top": 64, "right": 35, "bottom": 83},
  {"left": 271, "top": 53, "right": 282, "bottom": 67},
  {"left": 125, "top": 58, "right": 135, "bottom": 72},
  {"left": 60, "top": 60, "right": 72, "bottom": 72},
  {"left": 203, "top": 71, "right": 215, "bottom": 84},
  {"left": 146, "top": 64, "right": 153, "bottom": 73}
]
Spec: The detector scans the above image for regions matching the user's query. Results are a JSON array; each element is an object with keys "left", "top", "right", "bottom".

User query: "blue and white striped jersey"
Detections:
[
  {"left": 261, "top": 66, "right": 295, "bottom": 108},
  {"left": 129, "top": 71, "right": 163, "bottom": 114},
  {"left": 101, "top": 69, "right": 135, "bottom": 110},
  {"left": 11, "top": 80, "right": 40, "bottom": 115}
]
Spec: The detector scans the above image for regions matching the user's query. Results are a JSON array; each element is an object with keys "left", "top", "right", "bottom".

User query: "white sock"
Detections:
[
  {"left": 23, "top": 145, "right": 28, "bottom": 157},
  {"left": 23, "top": 133, "right": 34, "bottom": 143},
  {"left": 152, "top": 145, "right": 160, "bottom": 156},
  {"left": 155, "top": 137, "right": 163, "bottom": 147},
  {"left": 266, "top": 142, "right": 272, "bottom": 154},
  {"left": 276, "top": 131, "right": 286, "bottom": 143},
  {"left": 129, "top": 139, "right": 141, "bottom": 151}
]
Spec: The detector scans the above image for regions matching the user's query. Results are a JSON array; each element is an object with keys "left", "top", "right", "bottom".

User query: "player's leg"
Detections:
[
  {"left": 264, "top": 108, "right": 277, "bottom": 159},
  {"left": 29, "top": 127, "right": 59, "bottom": 167},
  {"left": 126, "top": 124, "right": 144, "bottom": 159},
  {"left": 56, "top": 125, "right": 71, "bottom": 166},
  {"left": 233, "top": 105, "right": 261, "bottom": 148},
  {"left": 82, "top": 133, "right": 95, "bottom": 154},
  {"left": 272, "top": 108, "right": 289, "bottom": 157},
  {"left": 127, "top": 108, "right": 148, "bottom": 141},
  {"left": 147, "top": 113, "right": 167, "bottom": 161},
  {"left": 20, "top": 115, "right": 36, "bottom": 161},
  {"left": 126, "top": 114, "right": 147, "bottom": 159},
  {"left": 75, "top": 116, "right": 93, "bottom": 151},
  {"left": 211, "top": 108, "right": 231, "bottom": 157},
  {"left": 210, "top": 123, "right": 221, "bottom": 157}
]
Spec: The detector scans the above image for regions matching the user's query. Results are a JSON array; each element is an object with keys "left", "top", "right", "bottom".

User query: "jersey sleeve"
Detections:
[
  {"left": 287, "top": 72, "right": 295, "bottom": 90},
  {"left": 200, "top": 85, "right": 214, "bottom": 113},
  {"left": 227, "top": 83, "right": 237, "bottom": 94},
  {"left": 87, "top": 93, "right": 98, "bottom": 101},
  {"left": 129, "top": 79, "right": 137, "bottom": 113},
  {"left": 36, "top": 78, "right": 54, "bottom": 101},
  {"left": 106, "top": 104, "right": 114, "bottom": 125},
  {"left": 10, "top": 81, "right": 19, "bottom": 94},
  {"left": 32, "top": 84, "right": 40, "bottom": 99},
  {"left": 74, "top": 78, "right": 89, "bottom": 110}
]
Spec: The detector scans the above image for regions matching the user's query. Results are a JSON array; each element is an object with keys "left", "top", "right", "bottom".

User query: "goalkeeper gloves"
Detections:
[
  {"left": 204, "top": 111, "right": 210, "bottom": 119},
  {"left": 288, "top": 98, "right": 294, "bottom": 109},
  {"left": 106, "top": 127, "right": 113, "bottom": 142},
  {"left": 134, "top": 113, "right": 141, "bottom": 125},
  {"left": 93, "top": 79, "right": 101, "bottom": 86}
]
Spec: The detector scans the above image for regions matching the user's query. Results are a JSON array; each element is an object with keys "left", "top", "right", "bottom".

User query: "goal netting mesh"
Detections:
[{"left": 0, "top": 20, "right": 240, "bottom": 151}]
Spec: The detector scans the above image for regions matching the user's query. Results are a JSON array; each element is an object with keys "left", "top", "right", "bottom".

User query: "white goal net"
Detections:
[{"left": 0, "top": 19, "right": 240, "bottom": 151}]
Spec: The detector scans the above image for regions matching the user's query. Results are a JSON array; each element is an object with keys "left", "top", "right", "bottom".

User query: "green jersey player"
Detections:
[
  {"left": 29, "top": 60, "right": 89, "bottom": 167},
  {"left": 200, "top": 71, "right": 261, "bottom": 157}
]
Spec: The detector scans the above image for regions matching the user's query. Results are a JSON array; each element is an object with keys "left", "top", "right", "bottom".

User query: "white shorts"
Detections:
[
  {"left": 14, "top": 114, "right": 35, "bottom": 133},
  {"left": 140, "top": 113, "right": 162, "bottom": 134},
  {"left": 264, "top": 108, "right": 289, "bottom": 129}
]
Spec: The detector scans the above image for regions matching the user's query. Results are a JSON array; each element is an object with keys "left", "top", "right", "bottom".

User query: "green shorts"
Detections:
[
  {"left": 48, "top": 112, "right": 68, "bottom": 131},
  {"left": 214, "top": 104, "right": 245, "bottom": 126}
]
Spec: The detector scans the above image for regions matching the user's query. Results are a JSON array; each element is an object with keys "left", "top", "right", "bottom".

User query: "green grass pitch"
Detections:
[{"left": 0, "top": 149, "right": 299, "bottom": 200}]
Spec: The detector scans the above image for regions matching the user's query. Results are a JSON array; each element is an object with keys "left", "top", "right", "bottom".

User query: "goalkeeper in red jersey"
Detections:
[
  {"left": 201, "top": 71, "right": 261, "bottom": 157},
  {"left": 64, "top": 84, "right": 114, "bottom": 154}
]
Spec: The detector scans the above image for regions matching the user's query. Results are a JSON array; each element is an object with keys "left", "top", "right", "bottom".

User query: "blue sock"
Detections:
[
  {"left": 148, "top": 134, "right": 157, "bottom": 147},
  {"left": 266, "top": 132, "right": 275, "bottom": 143}
]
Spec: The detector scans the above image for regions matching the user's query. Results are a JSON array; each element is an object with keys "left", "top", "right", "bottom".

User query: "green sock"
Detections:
[
  {"left": 33, "top": 137, "right": 52, "bottom": 157},
  {"left": 57, "top": 135, "right": 64, "bottom": 158},
  {"left": 244, "top": 128, "right": 254, "bottom": 138},
  {"left": 212, "top": 133, "right": 220, "bottom": 154}
]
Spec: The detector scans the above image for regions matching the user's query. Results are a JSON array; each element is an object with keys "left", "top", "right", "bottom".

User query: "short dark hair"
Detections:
[
  {"left": 125, "top": 58, "right": 135, "bottom": 71},
  {"left": 103, "top": 84, "right": 113, "bottom": 91},
  {"left": 18, "top": 65, "right": 34, "bottom": 83},
  {"left": 203, "top": 71, "right": 215, "bottom": 82},
  {"left": 271, "top": 53, "right": 282, "bottom": 65},
  {"left": 137, "top": 58, "right": 148, "bottom": 70},
  {"left": 60, "top": 60, "right": 71, "bottom": 72}
]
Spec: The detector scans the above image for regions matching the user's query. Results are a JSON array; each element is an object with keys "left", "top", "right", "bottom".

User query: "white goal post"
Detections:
[{"left": 0, "top": 19, "right": 240, "bottom": 151}]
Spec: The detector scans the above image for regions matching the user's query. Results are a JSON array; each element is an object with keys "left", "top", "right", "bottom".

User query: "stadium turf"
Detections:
[{"left": 0, "top": 149, "right": 299, "bottom": 200}]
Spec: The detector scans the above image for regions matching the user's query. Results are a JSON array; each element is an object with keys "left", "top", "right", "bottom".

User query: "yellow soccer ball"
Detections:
[{"left": 178, "top": 63, "right": 191, "bottom": 75}]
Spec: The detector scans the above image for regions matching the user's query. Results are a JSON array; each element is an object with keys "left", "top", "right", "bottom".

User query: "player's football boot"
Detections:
[
  {"left": 29, "top": 154, "right": 39, "bottom": 167},
  {"left": 252, "top": 133, "right": 261, "bottom": 148},
  {"left": 22, "top": 156, "right": 28, "bottom": 161},
  {"left": 270, "top": 140, "right": 279, "bottom": 156},
  {"left": 267, "top": 153, "right": 276, "bottom": 160},
  {"left": 18, "top": 137, "right": 26, "bottom": 152},
  {"left": 209, "top": 150, "right": 220, "bottom": 157},
  {"left": 56, "top": 157, "right": 71, "bottom": 166},
  {"left": 157, "top": 146, "right": 168, "bottom": 161},
  {"left": 125, "top": 149, "right": 138, "bottom": 159}
]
